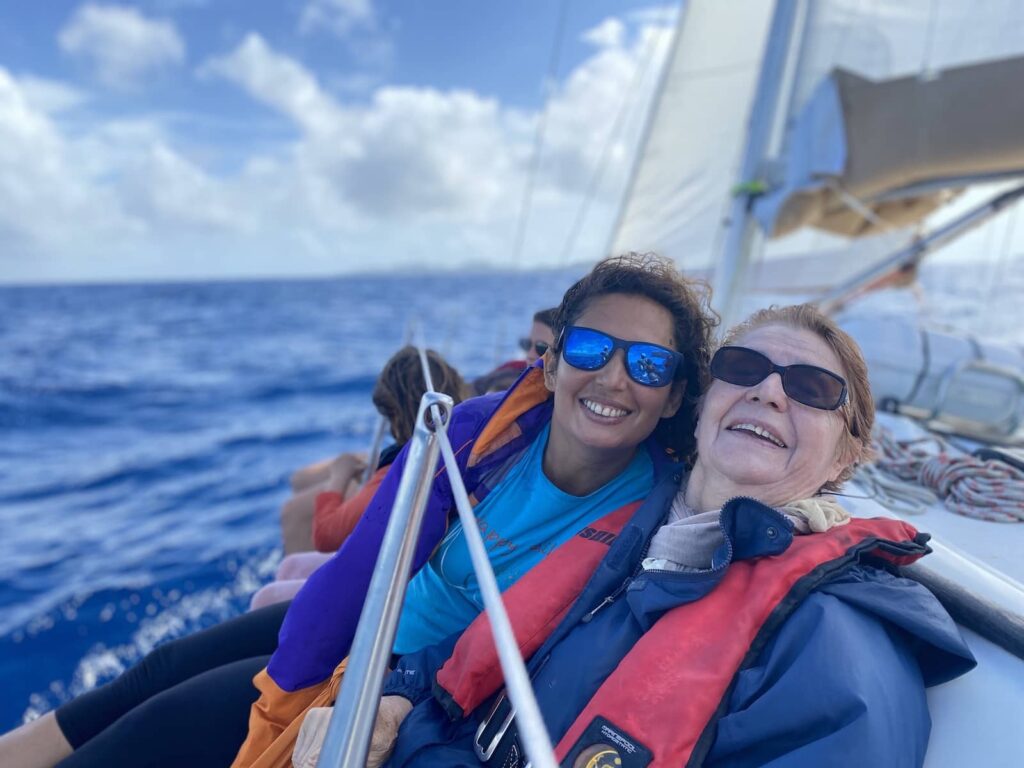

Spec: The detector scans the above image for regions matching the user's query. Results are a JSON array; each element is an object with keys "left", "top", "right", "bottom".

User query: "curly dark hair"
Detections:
[
  {"left": 372, "top": 346, "right": 470, "bottom": 445},
  {"left": 551, "top": 252, "right": 717, "bottom": 463}
]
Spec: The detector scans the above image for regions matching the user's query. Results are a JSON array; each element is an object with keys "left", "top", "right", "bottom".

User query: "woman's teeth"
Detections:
[
  {"left": 728, "top": 423, "right": 786, "bottom": 448},
  {"left": 582, "top": 399, "right": 629, "bottom": 418}
]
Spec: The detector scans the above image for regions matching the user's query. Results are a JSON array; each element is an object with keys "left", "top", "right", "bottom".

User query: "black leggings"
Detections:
[{"left": 54, "top": 600, "right": 289, "bottom": 767}]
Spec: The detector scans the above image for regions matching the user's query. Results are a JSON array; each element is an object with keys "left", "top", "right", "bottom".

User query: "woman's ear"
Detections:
[
  {"left": 661, "top": 377, "right": 686, "bottom": 418},
  {"left": 542, "top": 348, "right": 558, "bottom": 393}
]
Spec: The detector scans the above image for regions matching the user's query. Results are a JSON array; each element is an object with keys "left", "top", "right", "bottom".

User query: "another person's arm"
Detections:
[
  {"left": 292, "top": 696, "right": 413, "bottom": 768},
  {"left": 269, "top": 439, "right": 455, "bottom": 692},
  {"left": 323, "top": 453, "right": 368, "bottom": 496},
  {"left": 280, "top": 484, "right": 323, "bottom": 555},
  {"left": 289, "top": 458, "right": 333, "bottom": 492},
  {"left": 293, "top": 631, "right": 462, "bottom": 768},
  {"left": 281, "top": 454, "right": 365, "bottom": 555},
  {"left": 312, "top": 464, "right": 387, "bottom": 552}
]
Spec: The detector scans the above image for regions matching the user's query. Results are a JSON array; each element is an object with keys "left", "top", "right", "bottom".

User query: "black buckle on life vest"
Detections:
[{"left": 474, "top": 688, "right": 517, "bottom": 763}]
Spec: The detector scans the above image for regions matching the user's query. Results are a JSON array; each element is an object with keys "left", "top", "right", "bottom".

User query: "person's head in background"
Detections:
[
  {"left": 519, "top": 307, "right": 558, "bottom": 364},
  {"left": 372, "top": 346, "right": 470, "bottom": 445}
]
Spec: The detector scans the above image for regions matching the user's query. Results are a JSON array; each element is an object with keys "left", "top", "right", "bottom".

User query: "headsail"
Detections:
[{"left": 609, "top": 0, "right": 775, "bottom": 277}]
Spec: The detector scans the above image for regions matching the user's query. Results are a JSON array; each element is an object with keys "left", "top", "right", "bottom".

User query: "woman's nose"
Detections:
[
  {"left": 745, "top": 372, "right": 788, "bottom": 410},
  {"left": 595, "top": 349, "right": 630, "bottom": 388}
]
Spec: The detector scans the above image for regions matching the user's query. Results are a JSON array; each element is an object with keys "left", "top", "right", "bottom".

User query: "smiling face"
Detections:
[
  {"left": 543, "top": 293, "right": 684, "bottom": 482},
  {"left": 689, "top": 324, "right": 850, "bottom": 510}
]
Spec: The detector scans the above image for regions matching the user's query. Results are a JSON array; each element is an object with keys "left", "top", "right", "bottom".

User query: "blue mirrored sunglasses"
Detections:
[{"left": 560, "top": 326, "right": 684, "bottom": 387}]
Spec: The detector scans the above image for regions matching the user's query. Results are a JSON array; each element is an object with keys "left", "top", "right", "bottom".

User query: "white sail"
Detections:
[
  {"left": 612, "top": 0, "right": 1024, "bottom": 297},
  {"left": 609, "top": 0, "right": 774, "bottom": 273}
]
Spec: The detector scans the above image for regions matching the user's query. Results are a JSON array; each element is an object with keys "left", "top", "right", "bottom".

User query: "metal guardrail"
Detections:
[
  {"left": 361, "top": 416, "right": 390, "bottom": 485},
  {"left": 317, "top": 390, "right": 452, "bottom": 767},
  {"left": 316, "top": 341, "right": 558, "bottom": 768},
  {"left": 428, "top": 393, "right": 559, "bottom": 768}
]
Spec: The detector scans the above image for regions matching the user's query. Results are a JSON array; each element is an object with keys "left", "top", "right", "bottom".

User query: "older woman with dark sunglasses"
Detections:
[{"left": 328, "top": 304, "right": 974, "bottom": 768}]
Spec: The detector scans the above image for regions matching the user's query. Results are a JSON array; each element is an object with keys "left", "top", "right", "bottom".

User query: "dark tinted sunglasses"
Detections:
[
  {"left": 519, "top": 338, "right": 550, "bottom": 356},
  {"left": 711, "top": 346, "right": 847, "bottom": 411},
  {"left": 560, "top": 326, "right": 684, "bottom": 388}
]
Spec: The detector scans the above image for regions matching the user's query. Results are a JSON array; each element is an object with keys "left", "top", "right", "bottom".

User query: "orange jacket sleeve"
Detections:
[
  {"left": 311, "top": 466, "right": 388, "bottom": 552},
  {"left": 231, "top": 660, "right": 347, "bottom": 768}
]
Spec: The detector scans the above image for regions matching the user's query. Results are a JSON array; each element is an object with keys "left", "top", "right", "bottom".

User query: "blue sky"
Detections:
[{"left": 0, "top": 0, "right": 679, "bottom": 283}]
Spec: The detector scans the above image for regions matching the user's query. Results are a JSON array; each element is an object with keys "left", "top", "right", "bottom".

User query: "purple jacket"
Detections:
[{"left": 268, "top": 365, "right": 676, "bottom": 692}]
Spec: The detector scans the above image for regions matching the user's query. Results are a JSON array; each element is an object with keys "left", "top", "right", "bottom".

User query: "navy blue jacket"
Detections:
[{"left": 381, "top": 486, "right": 976, "bottom": 767}]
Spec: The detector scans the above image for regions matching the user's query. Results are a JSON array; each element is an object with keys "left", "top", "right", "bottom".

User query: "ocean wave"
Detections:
[
  {"left": 246, "top": 373, "right": 378, "bottom": 403},
  {"left": 0, "top": 419, "right": 363, "bottom": 504},
  {"left": 8, "top": 548, "right": 279, "bottom": 726}
]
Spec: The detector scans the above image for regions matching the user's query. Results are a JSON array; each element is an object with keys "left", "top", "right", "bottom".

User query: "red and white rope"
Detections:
[{"left": 856, "top": 427, "right": 1024, "bottom": 523}]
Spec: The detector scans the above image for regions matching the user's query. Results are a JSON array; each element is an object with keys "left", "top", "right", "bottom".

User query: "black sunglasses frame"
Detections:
[
  {"left": 711, "top": 345, "right": 848, "bottom": 411},
  {"left": 559, "top": 326, "right": 685, "bottom": 388}
]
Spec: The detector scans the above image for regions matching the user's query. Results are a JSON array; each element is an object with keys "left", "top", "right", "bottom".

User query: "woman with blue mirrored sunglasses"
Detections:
[{"left": 0, "top": 254, "right": 717, "bottom": 768}]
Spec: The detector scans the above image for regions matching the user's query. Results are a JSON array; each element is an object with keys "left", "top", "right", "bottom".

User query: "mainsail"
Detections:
[{"left": 611, "top": 0, "right": 1024, "bottom": 305}]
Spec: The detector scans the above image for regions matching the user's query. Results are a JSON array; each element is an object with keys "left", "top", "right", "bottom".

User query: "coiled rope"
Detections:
[{"left": 855, "top": 427, "right": 1024, "bottom": 523}]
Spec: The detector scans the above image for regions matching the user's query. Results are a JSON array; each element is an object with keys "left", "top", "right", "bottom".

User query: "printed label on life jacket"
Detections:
[{"left": 562, "top": 716, "right": 652, "bottom": 768}]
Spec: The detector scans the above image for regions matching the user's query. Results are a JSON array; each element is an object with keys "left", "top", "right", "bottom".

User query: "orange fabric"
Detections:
[
  {"left": 468, "top": 367, "right": 550, "bottom": 467},
  {"left": 231, "top": 658, "right": 348, "bottom": 768},
  {"left": 312, "top": 467, "right": 388, "bottom": 552}
]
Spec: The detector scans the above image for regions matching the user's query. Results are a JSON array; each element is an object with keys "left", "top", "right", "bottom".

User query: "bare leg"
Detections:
[
  {"left": 289, "top": 458, "right": 333, "bottom": 493},
  {"left": 280, "top": 483, "right": 324, "bottom": 554},
  {"left": 0, "top": 711, "right": 73, "bottom": 768},
  {"left": 249, "top": 579, "right": 308, "bottom": 611},
  {"left": 276, "top": 551, "right": 333, "bottom": 581}
]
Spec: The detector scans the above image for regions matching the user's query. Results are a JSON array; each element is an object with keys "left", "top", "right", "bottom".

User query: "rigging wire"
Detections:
[
  {"left": 510, "top": 0, "right": 571, "bottom": 267},
  {"left": 604, "top": 3, "right": 687, "bottom": 261},
  {"left": 981, "top": 200, "right": 1020, "bottom": 337},
  {"left": 559, "top": 16, "right": 670, "bottom": 265},
  {"left": 412, "top": 340, "right": 559, "bottom": 768}
]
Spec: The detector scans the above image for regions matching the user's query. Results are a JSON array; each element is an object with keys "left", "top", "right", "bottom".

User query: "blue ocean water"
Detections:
[{"left": 0, "top": 269, "right": 579, "bottom": 730}]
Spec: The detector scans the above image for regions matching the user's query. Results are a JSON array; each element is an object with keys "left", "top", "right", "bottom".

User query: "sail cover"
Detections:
[
  {"left": 611, "top": 0, "right": 1024, "bottom": 293},
  {"left": 756, "top": 56, "right": 1024, "bottom": 238}
]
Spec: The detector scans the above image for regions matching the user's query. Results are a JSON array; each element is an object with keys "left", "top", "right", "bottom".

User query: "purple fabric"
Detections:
[{"left": 268, "top": 371, "right": 554, "bottom": 691}]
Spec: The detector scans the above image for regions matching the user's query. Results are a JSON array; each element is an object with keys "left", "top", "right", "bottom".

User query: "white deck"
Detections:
[
  {"left": 841, "top": 413, "right": 1024, "bottom": 767},
  {"left": 846, "top": 412, "right": 1024, "bottom": 588}
]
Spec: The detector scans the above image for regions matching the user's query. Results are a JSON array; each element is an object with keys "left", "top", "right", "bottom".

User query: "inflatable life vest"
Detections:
[{"left": 436, "top": 510, "right": 926, "bottom": 768}]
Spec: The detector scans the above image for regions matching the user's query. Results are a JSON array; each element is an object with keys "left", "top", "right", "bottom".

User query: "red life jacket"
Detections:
[{"left": 436, "top": 512, "right": 924, "bottom": 767}]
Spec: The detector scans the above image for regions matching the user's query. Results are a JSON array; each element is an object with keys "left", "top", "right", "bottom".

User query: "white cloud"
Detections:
[
  {"left": 0, "top": 69, "right": 143, "bottom": 273},
  {"left": 199, "top": 34, "right": 343, "bottom": 135},
  {"left": 627, "top": 5, "right": 679, "bottom": 28},
  {"left": 582, "top": 18, "right": 626, "bottom": 49},
  {"left": 297, "top": 0, "right": 394, "bottom": 77},
  {"left": 299, "top": 0, "right": 375, "bottom": 38},
  {"left": 1, "top": 9, "right": 678, "bottom": 282},
  {"left": 14, "top": 75, "right": 89, "bottom": 114},
  {"left": 58, "top": 4, "right": 186, "bottom": 89}
]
